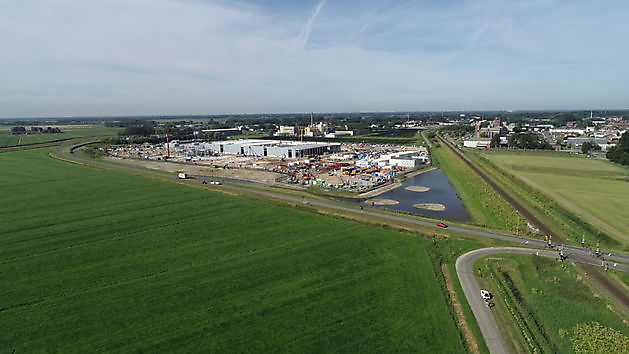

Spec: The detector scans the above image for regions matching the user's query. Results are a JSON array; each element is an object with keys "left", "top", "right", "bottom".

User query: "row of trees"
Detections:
[
  {"left": 507, "top": 132, "right": 553, "bottom": 149},
  {"left": 438, "top": 124, "right": 474, "bottom": 137},
  {"left": 11, "top": 126, "right": 62, "bottom": 134},
  {"left": 121, "top": 125, "right": 155, "bottom": 137},
  {"left": 606, "top": 132, "right": 629, "bottom": 165},
  {"left": 105, "top": 120, "right": 157, "bottom": 128},
  {"left": 115, "top": 120, "right": 229, "bottom": 144}
]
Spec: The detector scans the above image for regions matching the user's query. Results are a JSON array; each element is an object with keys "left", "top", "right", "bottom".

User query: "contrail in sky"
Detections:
[{"left": 299, "top": 0, "right": 326, "bottom": 48}]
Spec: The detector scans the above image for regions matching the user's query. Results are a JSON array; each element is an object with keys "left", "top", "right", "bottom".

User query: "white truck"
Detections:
[{"left": 178, "top": 173, "right": 187, "bottom": 179}]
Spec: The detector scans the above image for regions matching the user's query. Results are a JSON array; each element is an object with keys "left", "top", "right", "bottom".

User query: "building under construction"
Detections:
[{"left": 178, "top": 139, "right": 341, "bottom": 159}]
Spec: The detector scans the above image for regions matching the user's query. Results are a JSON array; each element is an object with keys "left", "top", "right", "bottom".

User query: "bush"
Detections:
[{"left": 571, "top": 322, "right": 629, "bottom": 354}]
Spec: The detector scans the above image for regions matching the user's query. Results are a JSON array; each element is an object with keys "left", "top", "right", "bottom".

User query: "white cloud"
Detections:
[{"left": 0, "top": 0, "right": 628, "bottom": 117}]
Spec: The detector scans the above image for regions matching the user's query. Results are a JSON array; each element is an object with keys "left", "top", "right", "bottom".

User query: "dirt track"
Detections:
[
  {"left": 439, "top": 136, "right": 629, "bottom": 312},
  {"left": 105, "top": 157, "right": 284, "bottom": 185}
]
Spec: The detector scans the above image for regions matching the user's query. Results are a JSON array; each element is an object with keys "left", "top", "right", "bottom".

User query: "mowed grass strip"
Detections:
[{"left": 0, "top": 148, "right": 464, "bottom": 352}]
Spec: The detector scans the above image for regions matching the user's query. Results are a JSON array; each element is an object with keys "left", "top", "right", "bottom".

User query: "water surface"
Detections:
[{"left": 342, "top": 168, "right": 471, "bottom": 222}]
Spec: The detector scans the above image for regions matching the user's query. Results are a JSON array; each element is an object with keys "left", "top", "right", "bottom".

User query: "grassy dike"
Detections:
[
  {"left": 1, "top": 147, "right": 488, "bottom": 352},
  {"left": 429, "top": 141, "right": 530, "bottom": 235},
  {"left": 474, "top": 254, "right": 629, "bottom": 353},
  {"left": 465, "top": 151, "right": 625, "bottom": 251}
]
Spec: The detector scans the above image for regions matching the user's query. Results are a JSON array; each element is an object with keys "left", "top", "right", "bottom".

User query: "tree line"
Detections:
[{"left": 11, "top": 126, "right": 62, "bottom": 134}]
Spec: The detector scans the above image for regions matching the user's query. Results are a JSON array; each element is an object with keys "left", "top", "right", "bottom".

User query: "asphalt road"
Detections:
[
  {"left": 456, "top": 247, "right": 629, "bottom": 354},
  {"left": 56, "top": 147, "right": 629, "bottom": 266}
]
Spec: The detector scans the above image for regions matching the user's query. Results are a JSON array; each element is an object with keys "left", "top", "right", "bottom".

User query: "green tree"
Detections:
[
  {"left": 580, "top": 141, "right": 600, "bottom": 154},
  {"left": 606, "top": 131, "right": 629, "bottom": 165},
  {"left": 507, "top": 132, "right": 552, "bottom": 149},
  {"left": 121, "top": 125, "right": 155, "bottom": 137},
  {"left": 490, "top": 134, "right": 500, "bottom": 148},
  {"left": 10, "top": 126, "right": 26, "bottom": 134}
]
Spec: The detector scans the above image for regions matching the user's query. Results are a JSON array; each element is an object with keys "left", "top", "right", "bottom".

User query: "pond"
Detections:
[{"left": 341, "top": 168, "right": 471, "bottom": 222}]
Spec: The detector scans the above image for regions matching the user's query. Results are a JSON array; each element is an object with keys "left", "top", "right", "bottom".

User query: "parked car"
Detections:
[
  {"left": 436, "top": 223, "right": 448, "bottom": 228},
  {"left": 480, "top": 289, "right": 492, "bottom": 300}
]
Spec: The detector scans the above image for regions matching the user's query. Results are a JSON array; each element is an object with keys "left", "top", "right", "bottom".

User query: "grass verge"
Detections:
[
  {"left": 475, "top": 254, "right": 628, "bottom": 353},
  {"left": 430, "top": 143, "right": 530, "bottom": 235}
]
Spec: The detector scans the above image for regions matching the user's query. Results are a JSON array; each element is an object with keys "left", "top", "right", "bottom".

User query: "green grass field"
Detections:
[
  {"left": 475, "top": 254, "right": 628, "bottom": 353},
  {"left": 0, "top": 125, "right": 121, "bottom": 147},
  {"left": 430, "top": 144, "right": 530, "bottom": 234},
  {"left": 0, "top": 148, "right": 465, "bottom": 352},
  {"left": 477, "top": 151, "right": 629, "bottom": 247}
]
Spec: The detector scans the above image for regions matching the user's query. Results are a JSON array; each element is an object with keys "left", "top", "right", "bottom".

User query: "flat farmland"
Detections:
[
  {"left": 0, "top": 125, "right": 121, "bottom": 147},
  {"left": 479, "top": 152, "right": 629, "bottom": 245},
  {"left": 0, "top": 148, "right": 464, "bottom": 352}
]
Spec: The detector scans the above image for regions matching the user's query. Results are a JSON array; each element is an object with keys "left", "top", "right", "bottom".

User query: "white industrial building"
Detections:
[
  {"left": 173, "top": 139, "right": 341, "bottom": 159},
  {"left": 550, "top": 128, "right": 586, "bottom": 136},
  {"left": 565, "top": 137, "right": 608, "bottom": 148},
  {"left": 463, "top": 138, "right": 491, "bottom": 148},
  {"left": 376, "top": 151, "right": 429, "bottom": 168}
]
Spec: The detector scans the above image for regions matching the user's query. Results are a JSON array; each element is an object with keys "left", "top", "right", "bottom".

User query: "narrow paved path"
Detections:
[{"left": 456, "top": 247, "right": 629, "bottom": 354}]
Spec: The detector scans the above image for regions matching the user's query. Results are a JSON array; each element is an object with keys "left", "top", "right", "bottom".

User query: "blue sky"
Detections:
[{"left": 1, "top": 0, "right": 628, "bottom": 117}]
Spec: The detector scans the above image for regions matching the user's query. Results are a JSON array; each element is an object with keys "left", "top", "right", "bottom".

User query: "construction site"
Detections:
[{"left": 104, "top": 139, "right": 429, "bottom": 193}]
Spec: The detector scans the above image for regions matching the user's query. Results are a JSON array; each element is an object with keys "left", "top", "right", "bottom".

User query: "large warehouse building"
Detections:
[{"left": 175, "top": 139, "right": 341, "bottom": 158}]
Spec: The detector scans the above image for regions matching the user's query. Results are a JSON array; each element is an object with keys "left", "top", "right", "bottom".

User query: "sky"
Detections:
[{"left": 1, "top": 0, "right": 628, "bottom": 118}]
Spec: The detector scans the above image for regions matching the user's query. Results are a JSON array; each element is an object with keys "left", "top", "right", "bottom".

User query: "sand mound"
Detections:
[
  {"left": 365, "top": 198, "right": 400, "bottom": 206},
  {"left": 405, "top": 186, "right": 431, "bottom": 192},
  {"left": 413, "top": 203, "right": 446, "bottom": 211}
]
